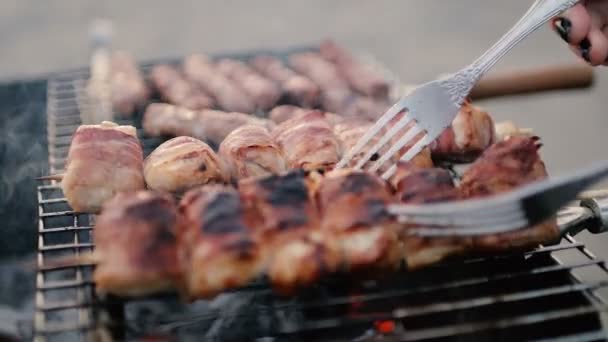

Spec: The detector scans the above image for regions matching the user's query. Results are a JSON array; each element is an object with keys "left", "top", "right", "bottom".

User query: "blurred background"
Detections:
[{"left": 0, "top": 0, "right": 607, "bottom": 338}]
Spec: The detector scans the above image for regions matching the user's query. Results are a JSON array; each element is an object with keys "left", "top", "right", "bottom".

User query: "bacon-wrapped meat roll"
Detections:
[
  {"left": 150, "top": 64, "right": 215, "bottom": 110},
  {"left": 288, "top": 51, "right": 389, "bottom": 119},
  {"left": 391, "top": 162, "right": 470, "bottom": 270},
  {"left": 239, "top": 170, "right": 340, "bottom": 294},
  {"left": 61, "top": 121, "right": 145, "bottom": 213},
  {"left": 250, "top": 55, "right": 320, "bottom": 107},
  {"left": 271, "top": 110, "right": 342, "bottom": 172},
  {"left": 430, "top": 101, "right": 496, "bottom": 163},
  {"left": 334, "top": 118, "right": 433, "bottom": 173},
  {"left": 183, "top": 54, "right": 256, "bottom": 113},
  {"left": 178, "top": 185, "right": 265, "bottom": 299},
  {"left": 144, "top": 136, "right": 226, "bottom": 193},
  {"left": 109, "top": 51, "right": 150, "bottom": 116},
  {"left": 94, "top": 191, "right": 180, "bottom": 296},
  {"left": 319, "top": 39, "right": 390, "bottom": 99},
  {"left": 268, "top": 105, "right": 309, "bottom": 124},
  {"left": 142, "top": 103, "right": 274, "bottom": 146},
  {"left": 459, "top": 136, "right": 560, "bottom": 251},
  {"left": 216, "top": 59, "right": 282, "bottom": 110},
  {"left": 315, "top": 169, "right": 402, "bottom": 273},
  {"left": 218, "top": 125, "right": 286, "bottom": 181}
]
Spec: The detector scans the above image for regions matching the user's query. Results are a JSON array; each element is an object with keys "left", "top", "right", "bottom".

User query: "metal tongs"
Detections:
[
  {"left": 337, "top": 0, "right": 580, "bottom": 179},
  {"left": 389, "top": 160, "right": 608, "bottom": 237}
]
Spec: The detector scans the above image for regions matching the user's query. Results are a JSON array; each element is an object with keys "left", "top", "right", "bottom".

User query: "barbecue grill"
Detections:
[{"left": 33, "top": 48, "right": 608, "bottom": 342}]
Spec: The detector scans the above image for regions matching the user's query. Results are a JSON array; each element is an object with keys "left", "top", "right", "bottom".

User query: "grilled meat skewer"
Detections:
[
  {"left": 250, "top": 55, "right": 320, "bottom": 107},
  {"left": 150, "top": 64, "right": 215, "bottom": 110},
  {"left": 61, "top": 121, "right": 145, "bottom": 213},
  {"left": 94, "top": 191, "right": 181, "bottom": 296},
  {"left": 142, "top": 103, "right": 274, "bottom": 146},
  {"left": 183, "top": 54, "right": 256, "bottom": 113},
  {"left": 178, "top": 185, "right": 265, "bottom": 299},
  {"left": 108, "top": 51, "right": 150, "bottom": 116},
  {"left": 219, "top": 125, "right": 287, "bottom": 181},
  {"left": 144, "top": 136, "right": 227, "bottom": 193},
  {"left": 216, "top": 59, "right": 282, "bottom": 111}
]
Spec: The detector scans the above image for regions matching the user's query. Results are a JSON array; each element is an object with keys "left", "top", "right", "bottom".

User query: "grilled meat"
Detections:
[
  {"left": 239, "top": 170, "right": 340, "bottom": 294},
  {"left": 178, "top": 185, "right": 265, "bottom": 299},
  {"left": 94, "top": 191, "right": 180, "bottom": 296},
  {"left": 144, "top": 136, "right": 226, "bottom": 193},
  {"left": 150, "top": 64, "right": 215, "bottom": 110},
  {"left": 430, "top": 101, "right": 496, "bottom": 163},
  {"left": 218, "top": 125, "right": 287, "bottom": 181},
  {"left": 315, "top": 169, "right": 402, "bottom": 273},
  {"left": 61, "top": 121, "right": 145, "bottom": 213},
  {"left": 459, "top": 136, "right": 560, "bottom": 250},
  {"left": 268, "top": 105, "right": 310, "bottom": 124},
  {"left": 183, "top": 54, "right": 256, "bottom": 113},
  {"left": 319, "top": 39, "right": 390, "bottom": 99},
  {"left": 391, "top": 161, "right": 471, "bottom": 270},
  {"left": 142, "top": 103, "right": 274, "bottom": 146},
  {"left": 334, "top": 118, "right": 434, "bottom": 172},
  {"left": 109, "top": 51, "right": 150, "bottom": 116},
  {"left": 271, "top": 110, "right": 342, "bottom": 172},
  {"left": 216, "top": 59, "right": 282, "bottom": 110},
  {"left": 250, "top": 55, "right": 320, "bottom": 107}
]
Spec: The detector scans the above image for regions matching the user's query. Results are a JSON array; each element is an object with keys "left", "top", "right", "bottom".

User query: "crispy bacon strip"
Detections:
[
  {"left": 178, "top": 185, "right": 265, "bottom": 299},
  {"left": 430, "top": 101, "right": 496, "bottom": 163},
  {"left": 144, "top": 136, "right": 226, "bottom": 193},
  {"left": 239, "top": 170, "right": 340, "bottom": 294},
  {"left": 250, "top": 55, "right": 320, "bottom": 107},
  {"left": 183, "top": 54, "right": 256, "bottom": 113},
  {"left": 61, "top": 121, "right": 145, "bottom": 213},
  {"left": 142, "top": 103, "right": 274, "bottom": 146},
  {"left": 94, "top": 191, "right": 180, "bottom": 296},
  {"left": 219, "top": 125, "right": 287, "bottom": 181},
  {"left": 150, "top": 64, "right": 215, "bottom": 110},
  {"left": 216, "top": 59, "right": 282, "bottom": 110},
  {"left": 319, "top": 39, "right": 390, "bottom": 99},
  {"left": 271, "top": 110, "right": 342, "bottom": 171},
  {"left": 459, "top": 136, "right": 560, "bottom": 251},
  {"left": 109, "top": 51, "right": 150, "bottom": 116},
  {"left": 315, "top": 169, "right": 402, "bottom": 273}
]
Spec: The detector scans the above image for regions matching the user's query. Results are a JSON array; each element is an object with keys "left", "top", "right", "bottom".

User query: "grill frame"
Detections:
[{"left": 34, "top": 48, "right": 608, "bottom": 342}]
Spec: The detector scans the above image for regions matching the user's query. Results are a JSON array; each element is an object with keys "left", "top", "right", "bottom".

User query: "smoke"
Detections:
[
  {"left": 0, "top": 80, "right": 47, "bottom": 340},
  {"left": 0, "top": 80, "right": 48, "bottom": 257}
]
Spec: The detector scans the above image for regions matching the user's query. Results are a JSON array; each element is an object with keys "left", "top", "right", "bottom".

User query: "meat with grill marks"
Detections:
[
  {"left": 142, "top": 103, "right": 274, "bottom": 146},
  {"left": 319, "top": 39, "right": 390, "bottom": 99},
  {"left": 144, "top": 136, "right": 227, "bottom": 193},
  {"left": 178, "top": 185, "right": 265, "bottom": 299},
  {"left": 218, "top": 125, "right": 287, "bottom": 181},
  {"left": 94, "top": 191, "right": 181, "bottom": 296},
  {"left": 314, "top": 169, "right": 402, "bottom": 273},
  {"left": 61, "top": 121, "right": 145, "bottom": 213},
  {"left": 183, "top": 54, "right": 256, "bottom": 113},
  {"left": 459, "top": 136, "right": 560, "bottom": 251},
  {"left": 149, "top": 64, "right": 215, "bottom": 110},
  {"left": 391, "top": 161, "right": 472, "bottom": 270},
  {"left": 239, "top": 170, "right": 340, "bottom": 294},
  {"left": 250, "top": 55, "right": 320, "bottom": 107},
  {"left": 216, "top": 59, "right": 282, "bottom": 110},
  {"left": 271, "top": 110, "right": 342, "bottom": 172}
]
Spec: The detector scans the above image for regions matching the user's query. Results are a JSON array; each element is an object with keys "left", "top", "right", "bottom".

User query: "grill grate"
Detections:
[{"left": 34, "top": 49, "right": 608, "bottom": 341}]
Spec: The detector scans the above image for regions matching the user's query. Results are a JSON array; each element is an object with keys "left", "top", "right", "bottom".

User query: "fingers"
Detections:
[{"left": 553, "top": 4, "right": 592, "bottom": 44}]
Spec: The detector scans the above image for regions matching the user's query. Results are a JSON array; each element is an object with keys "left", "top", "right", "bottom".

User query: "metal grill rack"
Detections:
[{"left": 34, "top": 49, "right": 608, "bottom": 341}]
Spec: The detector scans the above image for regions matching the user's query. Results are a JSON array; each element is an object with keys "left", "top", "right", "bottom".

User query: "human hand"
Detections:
[{"left": 552, "top": 1, "right": 608, "bottom": 66}]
